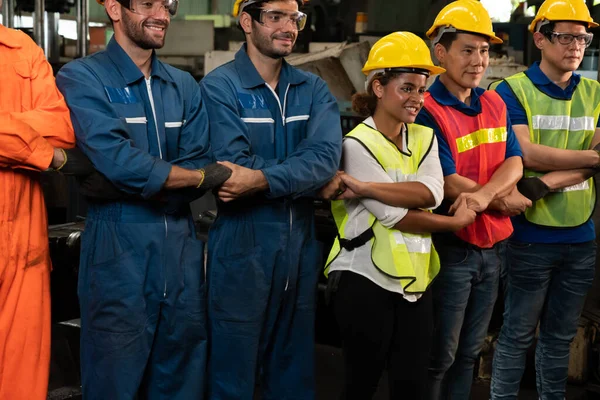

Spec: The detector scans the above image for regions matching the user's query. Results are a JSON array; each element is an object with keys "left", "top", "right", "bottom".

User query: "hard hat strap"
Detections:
[
  {"left": 431, "top": 26, "right": 457, "bottom": 46},
  {"left": 535, "top": 19, "right": 551, "bottom": 33}
]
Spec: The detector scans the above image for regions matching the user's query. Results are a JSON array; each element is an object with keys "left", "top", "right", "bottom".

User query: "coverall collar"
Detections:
[
  {"left": 0, "top": 24, "right": 24, "bottom": 48},
  {"left": 106, "top": 37, "right": 175, "bottom": 85},
  {"left": 234, "top": 43, "right": 308, "bottom": 89}
]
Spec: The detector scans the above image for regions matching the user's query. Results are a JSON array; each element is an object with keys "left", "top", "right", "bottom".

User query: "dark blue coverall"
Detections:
[
  {"left": 56, "top": 37, "right": 210, "bottom": 400},
  {"left": 200, "top": 44, "right": 342, "bottom": 400}
]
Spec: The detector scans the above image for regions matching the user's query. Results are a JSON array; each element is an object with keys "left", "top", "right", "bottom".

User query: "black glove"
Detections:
[
  {"left": 324, "top": 270, "right": 343, "bottom": 306},
  {"left": 517, "top": 176, "right": 550, "bottom": 202},
  {"left": 196, "top": 163, "right": 232, "bottom": 193},
  {"left": 58, "top": 148, "right": 96, "bottom": 176}
]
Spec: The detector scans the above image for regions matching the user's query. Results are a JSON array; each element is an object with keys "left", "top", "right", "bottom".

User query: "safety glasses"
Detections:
[
  {"left": 245, "top": 8, "right": 307, "bottom": 31},
  {"left": 545, "top": 31, "right": 594, "bottom": 47},
  {"left": 128, "top": 0, "right": 179, "bottom": 17}
]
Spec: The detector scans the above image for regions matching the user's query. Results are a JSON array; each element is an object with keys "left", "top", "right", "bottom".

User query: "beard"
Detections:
[
  {"left": 250, "top": 23, "right": 296, "bottom": 59},
  {"left": 121, "top": 8, "right": 168, "bottom": 50}
]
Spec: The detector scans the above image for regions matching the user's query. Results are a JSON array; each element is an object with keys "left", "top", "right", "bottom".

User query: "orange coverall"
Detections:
[{"left": 0, "top": 24, "right": 75, "bottom": 400}]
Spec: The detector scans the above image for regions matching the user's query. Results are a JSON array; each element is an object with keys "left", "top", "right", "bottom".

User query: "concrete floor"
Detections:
[{"left": 313, "top": 344, "right": 595, "bottom": 400}]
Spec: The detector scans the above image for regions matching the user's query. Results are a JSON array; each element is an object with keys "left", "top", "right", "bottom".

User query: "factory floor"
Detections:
[{"left": 313, "top": 344, "right": 595, "bottom": 400}]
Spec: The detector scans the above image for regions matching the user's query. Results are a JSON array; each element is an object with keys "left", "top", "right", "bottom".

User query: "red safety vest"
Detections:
[{"left": 424, "top": 90, "right": 513, "bottom": 248}]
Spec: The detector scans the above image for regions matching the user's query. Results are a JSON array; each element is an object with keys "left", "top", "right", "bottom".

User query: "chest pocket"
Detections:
[
  {"left": 285, "top": 105, "right": 311, "bottom": 150},
  {"left": 0, "top": 60, "right": 32, "bottom": 112},
  {"left": 240, "top": 108, "right": 276, "bottom": 159},
  {"left": 115, "top": 102, "right": 150, "bottom": 153}
]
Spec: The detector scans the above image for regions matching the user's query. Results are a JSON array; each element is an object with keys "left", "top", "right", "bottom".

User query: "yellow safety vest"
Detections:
[
  {"left": 502, "top": 73, "right": 600, "bottom": 227},
  {"left": 325, "top": 123, "right": 440, "bottom": 294}
]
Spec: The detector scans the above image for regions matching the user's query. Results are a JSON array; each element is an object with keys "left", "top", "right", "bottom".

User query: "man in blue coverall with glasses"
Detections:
[
  {"left": 200, "top": 0, "right": 342, "bottom": 398},
  {"left": 56, "top": 0, "right": 230, "bottom": 398}
]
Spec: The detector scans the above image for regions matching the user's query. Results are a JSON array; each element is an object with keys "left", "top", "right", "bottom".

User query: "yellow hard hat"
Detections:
[
  {"left": 233, "top": 0, "right": 303, "bottom": 17},
  {"left": 529, "top": 0, "right": 598, "bottom": 33},
  {"left": 426, "top": 0, "right": 503, "bottom": 44},
  {"left": 362, "top": 32, "right": 446, "bottom": 79}
]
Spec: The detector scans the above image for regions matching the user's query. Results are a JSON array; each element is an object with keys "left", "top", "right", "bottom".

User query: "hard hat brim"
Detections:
[
  {"left": 528, "top": 19, "right": 599, "bottom": 33},
  {"left": 427, "top": 26, "right": 503, "bottom": 44},
  {"left": 362, "top": 64, "right": 446, "bottom": 76}
]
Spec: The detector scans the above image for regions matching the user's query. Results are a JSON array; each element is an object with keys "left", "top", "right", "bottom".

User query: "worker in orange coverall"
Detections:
[{"left": 0, "top": 14, "right": 76, "bottom": 400}]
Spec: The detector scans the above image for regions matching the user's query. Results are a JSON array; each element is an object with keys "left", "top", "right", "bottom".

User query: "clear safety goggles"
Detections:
[
  {"left": 545, "top": 31, "right": 594, "bottom": 47},
  {"left": 128, "top": 0, "right": 179, "bottom": 17},
  {"left": 246, "top": 8, "right": 307, "bottom": 31}
]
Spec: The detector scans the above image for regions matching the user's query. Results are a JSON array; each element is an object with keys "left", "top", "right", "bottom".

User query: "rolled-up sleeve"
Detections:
[
  {"left": 171, "top": 76, "right": 212, "bottom": 169},
  {"left": 343, "top": 139, "right": 407, "bottom": 228},
  {"left": 56, "top": 61, "right": 172, "bottom": 199},
  {"left": 261, "top": 77, "right": 342, "bottom": 198}
]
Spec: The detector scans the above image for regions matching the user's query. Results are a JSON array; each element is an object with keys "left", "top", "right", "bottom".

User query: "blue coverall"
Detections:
[
  {"left": 200, "top": 45, "right": 342, "bottom": 400},
  {"left": 56, "top": 38, "right": 210, "bottom": 400}
]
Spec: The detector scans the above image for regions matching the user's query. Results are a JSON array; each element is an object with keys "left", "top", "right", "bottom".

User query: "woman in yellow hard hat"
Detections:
[{"left": 324, "top": 31, "right": 476, "bottom": 400}]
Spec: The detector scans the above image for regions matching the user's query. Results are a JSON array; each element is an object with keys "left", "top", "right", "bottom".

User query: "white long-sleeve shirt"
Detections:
[{"left": 328, "top": 117, "right": 444, "bottom": 301}]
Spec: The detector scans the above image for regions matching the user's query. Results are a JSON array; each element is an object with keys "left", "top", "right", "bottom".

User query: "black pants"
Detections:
[{"left": 332, "top": 272, "right": 434, "bottom": 400}]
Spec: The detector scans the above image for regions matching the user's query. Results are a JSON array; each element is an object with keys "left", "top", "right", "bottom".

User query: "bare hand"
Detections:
[
  {"left": 51, "top": 148, "right": 66, "bottom": 170},
  {"left": 318, "top": 171, "right": 347, "bottom": 200},
  {"left": 339, "top": 173, "right": 369, "bottom": 198},
  {"left": 451, "top": 197, "right": 477, "bottom": 230},
  {"left": 449, "top": 190, "right": 494, "bottom": 214},
  {"left": 217, "top": 161, "right": 267, "bottom": 202},
  {"left": 495, "top": 188, "right": 532, "bottom": 216}
]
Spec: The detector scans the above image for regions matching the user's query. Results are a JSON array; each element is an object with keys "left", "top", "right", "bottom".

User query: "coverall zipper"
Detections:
[
  {"left": 146, "top": 77, "right": 168, "bottom": 298},
  {"left": 265, "top": 82, "right": 292, "bottom": 291}
]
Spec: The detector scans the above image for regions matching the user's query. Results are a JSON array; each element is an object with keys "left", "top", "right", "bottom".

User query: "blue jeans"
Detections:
[
  {"left": 428, "top": 238, "right": 505, "bottom": 400},
  {"left": 491, "top": 240, "right": 596, "bottom": 400}
]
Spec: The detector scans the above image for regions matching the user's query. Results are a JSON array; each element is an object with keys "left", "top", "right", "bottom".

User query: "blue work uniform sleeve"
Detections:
[
  {"left": 56, "top": 61, "right": 171, "bottom": 199},
  {"left": 505, "top": 114, "right": 523, "bottom": 159},
  {"left": 261, "top": 77, "right": 342, "bottom": 199},
  {"left": 164, "top": 75, "right": 213, "bottom": 207},
  {"left": 171, "top": 77, "right": 212, "bottom": 169},
  {"left": 199, "top": 75, "right": 277, "bottom": 170},
  {"left": 415, "top": 108, "right": 456, "bottom": 176},
  {"left": 495, "top": 81, "right": 528, "bottom": 125}
]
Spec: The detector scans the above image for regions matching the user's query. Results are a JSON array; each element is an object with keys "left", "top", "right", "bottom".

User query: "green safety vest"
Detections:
[
  {"left": 501, "top": 73, "right": 600, "bottom": 227},
  {"left": 325, "top": 123, "right": 440, "bottom": 294}
]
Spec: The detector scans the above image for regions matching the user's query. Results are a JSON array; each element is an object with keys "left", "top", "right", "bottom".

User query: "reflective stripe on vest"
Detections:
[
  {"left": 423, "top": 90, "right": 513, "bottom": 248},
  {"left": 324, "top": 123, "right": 441, "bottom": 294},
  {"left": 504, "top": 73, "right": 599, "bottom": 227}
]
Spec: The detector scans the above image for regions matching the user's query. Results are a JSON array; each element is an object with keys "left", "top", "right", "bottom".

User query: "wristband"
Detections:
[
  {"left": 196, "top": 169, "right": 205, "bottom": 189},
  {"left": 55, "top": 148, "right": 68, "bottom": 171}
]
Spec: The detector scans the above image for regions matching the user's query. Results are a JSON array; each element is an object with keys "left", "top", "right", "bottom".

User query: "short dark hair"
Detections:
[
  {"left": 236, "top": 1, "right": 264, "bottom": 31},
  {"left": 436, "top": 32, "right": 458, "bottom": 50},
  {"left": 539, "top": 20, "right": 588, "bottom": 36},
  {"left": 538, "top": 21, "right": 557, "bottom": 36}
]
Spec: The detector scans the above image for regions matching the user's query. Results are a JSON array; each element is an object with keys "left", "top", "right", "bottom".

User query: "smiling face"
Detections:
[
  {"left": 435, "top": 33, "right": 490, "bottom": 90},
  {"left": 373, "top": 72, "right": 428, "bottom": 124},
  {"left": 241, "top": 0, "right": 299, "bottom": 59},
  {"left": 120, "top": 3, "right": 169, "bottom": 50}
]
